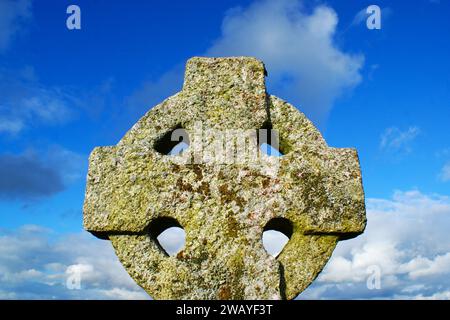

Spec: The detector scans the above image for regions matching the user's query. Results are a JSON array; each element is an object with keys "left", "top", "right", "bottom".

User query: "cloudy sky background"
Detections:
[{"left": 0, "top": 0, "right": 449, "bottom": 299}]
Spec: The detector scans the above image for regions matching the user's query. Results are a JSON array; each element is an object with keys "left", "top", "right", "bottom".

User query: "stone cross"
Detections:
[{"left": 83, "top": 57, "right": 366, "bottom": 300}]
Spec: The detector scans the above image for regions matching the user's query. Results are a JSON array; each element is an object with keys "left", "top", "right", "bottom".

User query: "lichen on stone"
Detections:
[{"left": 83, "top": 57, "right": 366, "bottom": 299}]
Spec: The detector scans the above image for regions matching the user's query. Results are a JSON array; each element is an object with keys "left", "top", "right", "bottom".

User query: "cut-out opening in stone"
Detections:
[
  {"left": 260, "top": 143, "right": 283, "bottom": 157},
  {"left": 258, "top": 122, "right": 284, "bottom": 156},
  {"left": 148, "top": 217, "right": 185, "bottom": 256},
  {"left": 154, "top": 125, "right": 190, "bottom": 155},
  {"left": 169, "top": 142, "right": 189, "bottom": 156},
  {"left": 262, "top": 218, "right": 293, "bottom": 257}
]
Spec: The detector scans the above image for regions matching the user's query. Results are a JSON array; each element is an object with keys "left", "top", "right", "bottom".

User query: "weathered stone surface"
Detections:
[{"left": 83, "top": 57, "right": 366, "bottom": 300}]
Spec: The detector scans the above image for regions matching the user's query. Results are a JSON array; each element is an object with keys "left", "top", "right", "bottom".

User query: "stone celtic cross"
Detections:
[{"left": 83, "top": 57, "right": 366, "bottom": 299}]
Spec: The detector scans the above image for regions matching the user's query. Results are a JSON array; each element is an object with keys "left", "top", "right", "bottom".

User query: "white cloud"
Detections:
[
  {"left": 439, "top": 162, "right": 450, "bottom": 182},
  {"left": 401, "top": 253, "right": 450, "bottom": 279},
  {"left": 0, "top": 67, "right": 116, "bottom": 136},
  {"left": 0, "top": 226, "right": 149, "bottom": 299},
  {"left": 20, "top": 90, "right": 73, "bottom": 123},
  {"left": 2, "top": 189, "right": 450, "bottom": 299},
  {"left": 0, "top": 0, "right": 32, "bottom": 52},
  {"left": 129, "top": 0, "right": 365, "bottom": 126},
  {"left": 0, "top": 67, "right": 76, "bottom": 135},
  {"left": 206, "top": 0, "right": 364, "bottom": 125},
  {"left": 44, "top": 145, "right": 87, "bottom": 184},
  {"left": 380, "top": 126, "right": 420, "bottom": 153},
  {"left": 125, "top": 66, "right": 184, "bottom": 119},
  {"left": 98, "top": 287, "right": 149, "bottom": 300},
  {"left": 300, "top": 190, "right": 450, "bottom": 299},
  {"left": 413, "top": 291, "right": 450, "bottom": 300},
  {"left": 0, "top": 117, "right": 23, "bottom": 134}
]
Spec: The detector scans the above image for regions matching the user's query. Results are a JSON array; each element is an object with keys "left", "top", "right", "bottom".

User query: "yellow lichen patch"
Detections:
[{"left": 84, "top": 57, "right": 366, "bottom": 299}]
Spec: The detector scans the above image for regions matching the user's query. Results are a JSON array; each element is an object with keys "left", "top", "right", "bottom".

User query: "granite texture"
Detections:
[{"left": 83, "top": 57, "right": 366, "bottom": 300}]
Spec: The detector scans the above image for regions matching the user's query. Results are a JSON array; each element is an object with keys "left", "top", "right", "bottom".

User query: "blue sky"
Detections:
[{"left": 1, "top": 0, "right": 450, "bottom": 299}]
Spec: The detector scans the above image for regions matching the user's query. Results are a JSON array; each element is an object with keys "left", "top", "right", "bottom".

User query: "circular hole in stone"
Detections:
[
  {"left": 154, "top": 125, "right": 190, "bottom": 155},
  {"left": 259, "top": 143, "right": 283, "bottom": 157},
  {"left": 262, "top": 230, "right": 289, "bottom": 257},
  {"left": 257, "top": 121, "right": 284, "bottom": 156},
  {"left": 157, "top": 227, "right": 186, "bottom": 256},
  {"left": 168, "top": 141, "right": 189, "bottom": 156},
  {"left": 148, "top": 217, "right": 186, "bottom": 256},
  {"left": 262, "top": 218, "right": 293, "bottom": 257}
]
